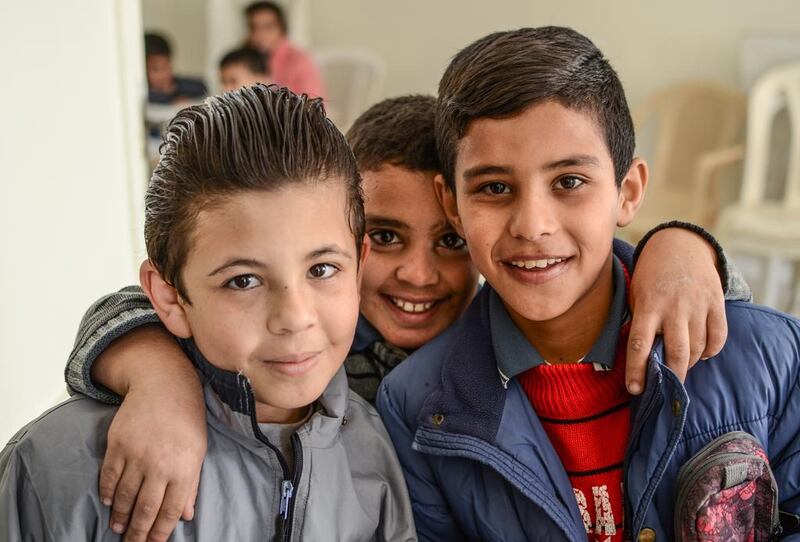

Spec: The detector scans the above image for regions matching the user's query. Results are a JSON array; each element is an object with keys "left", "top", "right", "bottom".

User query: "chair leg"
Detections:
[
  {"left": 762, "top": 254, "right": 784, "bottom": 310},
  {"left": 792, "top": 260, "right": 800, "bottom": 317}
]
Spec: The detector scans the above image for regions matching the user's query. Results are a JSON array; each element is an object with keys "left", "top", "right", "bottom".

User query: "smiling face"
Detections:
[
  {"left": 359, "top": 164, "right": 479, "bottom": 350},
  {"left": 439, "top": 100, "right": 645, "bottom": 340},
  {"left": 174, "top": 182, "right": 361, "bottom": 423}
]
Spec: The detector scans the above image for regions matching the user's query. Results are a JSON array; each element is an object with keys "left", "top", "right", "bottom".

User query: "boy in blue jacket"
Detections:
[{"left": 377, "top": 26, "right": 800, "bottom": 541}]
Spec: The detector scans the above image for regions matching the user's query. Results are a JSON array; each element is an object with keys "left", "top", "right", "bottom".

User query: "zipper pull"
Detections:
[{"left": 279, "top": 480, "right": 294, "bottom": 520}]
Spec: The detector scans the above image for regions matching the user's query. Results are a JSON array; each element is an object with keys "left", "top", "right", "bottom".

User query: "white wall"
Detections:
[
  {"left": 306, "top": 0, "right": 800, "bottom": 111},
  {"left": 0, "top": 1, "right": 146, "bottom": 443}
]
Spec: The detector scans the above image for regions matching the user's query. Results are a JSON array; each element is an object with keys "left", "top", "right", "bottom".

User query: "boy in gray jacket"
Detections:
[{"left": 0, "top": 85, "right": 416, "bottom": 541}]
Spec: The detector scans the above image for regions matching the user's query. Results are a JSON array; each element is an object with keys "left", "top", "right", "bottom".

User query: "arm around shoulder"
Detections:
[{"left": 65, "top": 286, "right": 161, "bottom": 403}]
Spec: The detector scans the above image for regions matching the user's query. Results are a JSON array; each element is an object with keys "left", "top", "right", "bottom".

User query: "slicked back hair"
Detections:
[
  {"left": 346, "top": 95, "right": 440, "bottom": 173},
  {"left": 436, "top": 26, "right": 635, "bottom": 190},
  {"left": 145, "top": 84, "right": 364, "bottom": 300}
]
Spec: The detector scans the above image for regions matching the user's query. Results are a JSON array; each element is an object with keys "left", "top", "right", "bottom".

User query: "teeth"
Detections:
[
  {"left": 391, "top": 297, "right": 435, "bottom": 313},
  {"left": 509, "top": 258, "right": 564, "bottom": 269}
]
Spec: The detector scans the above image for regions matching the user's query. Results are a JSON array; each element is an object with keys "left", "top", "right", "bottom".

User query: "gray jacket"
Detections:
[{"left": 1, "top": 360, "right": 417, "bottom": 541}]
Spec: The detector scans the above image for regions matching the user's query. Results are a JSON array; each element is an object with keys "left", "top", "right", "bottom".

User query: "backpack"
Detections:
[{"left": 674, "top": 431, "right": 781, "bottom": 541}]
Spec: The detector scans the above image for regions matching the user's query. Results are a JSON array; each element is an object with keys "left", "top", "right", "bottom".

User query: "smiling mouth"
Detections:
[
  {"left": 506, "top": 257, "right": 569, "bottom": 270},
  {"left": 387, "top": 296, "right": 439, "bottom": 314}
]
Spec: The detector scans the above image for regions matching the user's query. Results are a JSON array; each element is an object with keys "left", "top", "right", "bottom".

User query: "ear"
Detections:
[
  {"left": 433, "top": 173, "right": 465, "bottom": 237},
  {"left": 139, "top": 259, "right": 192, "bottom": 339},
  {"left": 356, "top": 235, "right": 371, "bottom": 289},
  {"left": 616, "top": 158, "right": 648, "bottom": 228}
]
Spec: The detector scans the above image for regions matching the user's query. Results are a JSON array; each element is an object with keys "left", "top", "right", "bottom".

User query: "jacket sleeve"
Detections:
[
  {"left": 0, "top": 436, "right": 53, "bottom": 542},
  {"left": 768, "top": 316, "right": 800, "bottom": 539},
  {"left": 630, "top": 221, "right": 752, "bottom": 302},
  {"left": 376, "top": 381, "right": 466, "bottom": 542},
  {"left": 64, "top": 286, "right": 161, "bottom": 405}
]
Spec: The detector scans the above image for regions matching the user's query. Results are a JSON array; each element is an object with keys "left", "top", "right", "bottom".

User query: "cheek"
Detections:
[
  {"left": 440, "top": 257, "right": 479, "bottom": 297},
  {"left": 359, "top": 254, "right": 395, "bottom": 298}
]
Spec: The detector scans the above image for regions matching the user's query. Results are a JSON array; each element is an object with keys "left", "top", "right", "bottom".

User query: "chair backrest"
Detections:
[
  {"left": 740, "top": 62, "right": 800, "bottom": 209},
  {"left": 634, "top": 82, "right": 746, "bottom": 192},
  {"left": 315, "top": 50, "right": 386, "bottom": 131}
]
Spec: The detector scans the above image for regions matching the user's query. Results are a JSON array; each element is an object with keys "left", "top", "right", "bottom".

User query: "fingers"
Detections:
[
  {"left": 702, "top": 294, "right": 728, "bottom": 360},
  {"left": 99, "top": 452, "right": 125, "bottom": 508},
  {"left": 122, "top": 478, "right": 167, "bottom": 542},
  {"left": 663, "top": 321, "right": 690, "bottom": 384},
  {"left": 135, "top": 480, "right": 185, "bottom": 542},
  {"left": 181, "top": 473, "right": 201, "bottom": 521},
  {"left": 687, "top": 314, "right": 707, "bottom": 370},
  {"left": 109, "top": 464, "right": 144, "bottom": 535},
  {"left": 626, "top": 312, "right": 659, "bottom": 395}
]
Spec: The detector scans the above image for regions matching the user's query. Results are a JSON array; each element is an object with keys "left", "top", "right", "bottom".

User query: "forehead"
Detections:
[
  {"left": 249, "top": 9, "right": 279, "bottom": 25},
  {"left": 189, "top": 183, "right": 353, "bottom": 261},
  {"left": 363, "top": 165, "right": 444, "bottom": 221},
  {"left": 456, "top": 101, "right": 612, "bottom": 174}
]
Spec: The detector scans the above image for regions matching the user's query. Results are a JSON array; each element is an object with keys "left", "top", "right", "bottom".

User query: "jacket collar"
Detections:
[{"left": 180, "top": 338, "right": 350, "bottom": 448}]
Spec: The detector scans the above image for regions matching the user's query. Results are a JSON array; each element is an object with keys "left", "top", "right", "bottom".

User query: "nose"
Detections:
[
  {"left": 266, "top": 285, "right": 316, "bottom": 335},
  {"left": 508, "top": 189, "right": 558, "bottom": 241},
  {"left": 395, "top": 243, "right": 439, "bottom": 287}
]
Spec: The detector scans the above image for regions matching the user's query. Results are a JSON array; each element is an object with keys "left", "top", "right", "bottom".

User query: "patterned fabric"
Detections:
[
  {"left": 675, "top": 432, "right": 778, "bottom": 542},
  {"left": 345, "top": 340, "right": 408, "bottom": 405}
]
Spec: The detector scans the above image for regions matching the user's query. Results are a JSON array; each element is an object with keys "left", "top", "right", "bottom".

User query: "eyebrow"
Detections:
[
  {"left": 543, "top": 154, "right": 601, "bottom": 170},
  {"left": 365, "top": 216, "right": 408, "bottom": 230},
  {"left": 461, "top": 154, "right": 602, "bottom": 183},
  {"left": 208, "top": 258, "right": 267, "bottom": 276},
  {"left": 462, "top": 165, "right": 513, "bottom": 183},
  {"left": 307, "top": 244, "right": 353, "bottom": 261}
]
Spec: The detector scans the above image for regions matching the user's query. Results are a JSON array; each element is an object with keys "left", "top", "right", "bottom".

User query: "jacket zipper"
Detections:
[{"left": 242, "top": 379, "right": 303, "bottom": 541}]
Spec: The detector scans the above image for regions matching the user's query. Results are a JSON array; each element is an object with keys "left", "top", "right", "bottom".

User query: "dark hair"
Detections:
[
  {"left": 146, "top": 84, "right": 363, "bottom": 300},
  {"left": 219, "top": 46, "right": 270, "bottom": 75},
  {"left": 245, "top": 1, "right": 287, "bottom": 34},
  {"left": 144, "top": 32, "right": 171, "bottom": 58},
  {"left": 436, "top": 26, "right": 634, "bottom": 189},
  {"left": 346, "top": 95, "right": 440, "bottom": 173}
]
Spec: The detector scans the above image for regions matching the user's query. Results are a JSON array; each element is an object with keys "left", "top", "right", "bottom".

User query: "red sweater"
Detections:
[{"left": 519, "top": 325, "right": 631, "bottom": 541}]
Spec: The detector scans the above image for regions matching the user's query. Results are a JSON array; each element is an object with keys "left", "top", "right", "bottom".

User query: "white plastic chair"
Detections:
[
  {"left": 715, "top": 63, "right": 800, "bottom": 313},
  {"left": 315, "top": 50, "right": 386, "bottom": 131},
  {"left": 626, "top": 82, "right": 747, "bottom": 241}
]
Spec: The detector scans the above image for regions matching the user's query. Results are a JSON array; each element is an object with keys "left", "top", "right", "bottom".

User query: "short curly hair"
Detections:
[{"left": 346, "top": 95, "right": 440, "bottom": 173}]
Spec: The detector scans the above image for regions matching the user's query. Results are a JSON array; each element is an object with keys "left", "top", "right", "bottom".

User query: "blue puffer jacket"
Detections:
[{"left": 377, "top": 285, "right": 800, "bottom": 541}]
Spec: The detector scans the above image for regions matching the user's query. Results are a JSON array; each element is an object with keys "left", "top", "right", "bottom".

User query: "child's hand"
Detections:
[
  {"left": 93, "top": 327, "right": 207, "bottom": 542},
  {"left": 626, "top": 227, "right": 727, "bottom": 394}
]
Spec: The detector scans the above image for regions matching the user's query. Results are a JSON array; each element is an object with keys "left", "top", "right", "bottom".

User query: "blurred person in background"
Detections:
[
  {"left": 219, "top": 46, "right": 273, "bottom": 92},
  {"left": 145, "top": 32, "right": 207, "bottom": 105},
  {"left": 245, "top": 1, "right": 325, "bottom": 99}
]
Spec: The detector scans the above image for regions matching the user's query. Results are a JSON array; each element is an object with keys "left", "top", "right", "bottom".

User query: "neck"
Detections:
[
  {"left": 255, "top": 401, "right": 310, "bottom": 424},
  {"left": 510, "top": 254, "right": 615, "bottom": 364}
]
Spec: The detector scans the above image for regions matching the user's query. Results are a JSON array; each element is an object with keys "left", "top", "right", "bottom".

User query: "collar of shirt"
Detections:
[
  {"left": 351, "top": 313, "right": 383, "bottom": 354},
  {"left": 490, "top": 255, "right": 630, "bottom": 387}
]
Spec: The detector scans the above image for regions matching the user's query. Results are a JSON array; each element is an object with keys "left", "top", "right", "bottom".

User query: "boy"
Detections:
[
  {"left": 0, "top": 85, "right": 416, "bottom": 541},
  {"left": 377, "top": 27, "right": 800, "bottom": 541},
  {"left": 144, "top": 33, "right": 206, "bottom": 105},
  {"left": 219, "top": 46, "right": 272, "bottom": 92},
  {"left": 64, "top": 94, "right": 744, "bottom": 541},
  {"left": 245, "top": 1, "right": 325, "bottom": 98}
]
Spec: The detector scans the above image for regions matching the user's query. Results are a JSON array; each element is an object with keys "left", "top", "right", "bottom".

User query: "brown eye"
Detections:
[
  {"left": 226, "top": 274, "right": 261, "bottom": 290},
  {"left": 368, "top": 230, "right": 400, "bottom": 246},
  {"left": 438, "top": 233, "right": 466, "bottom": 250},
  {"left": 308, "top": 263, "right": 338, "bottom": 279},
  {"left": 554, "top": 176, "right": 585, "bottom": 190},
  {"left": 482, "top": 182, "right": 510, "bottom": 195}
]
